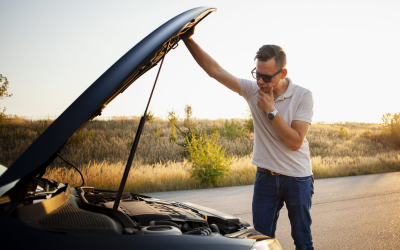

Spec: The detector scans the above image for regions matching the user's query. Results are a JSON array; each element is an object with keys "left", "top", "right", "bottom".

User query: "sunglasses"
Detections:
[{"left": 251, "top": 67, "right": 283, "bottom": 82}]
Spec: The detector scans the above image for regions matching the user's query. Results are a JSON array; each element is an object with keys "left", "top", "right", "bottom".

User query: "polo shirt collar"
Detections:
[{"left": 274, "top": 77, "right": 294, "bottom": 102}]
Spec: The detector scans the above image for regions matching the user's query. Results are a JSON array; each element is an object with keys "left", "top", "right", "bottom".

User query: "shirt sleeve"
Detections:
[
  {"left": 293, "top": 90, "right": 314, "bottom": 124},
  {"left": 239, "top": 78, "right": 255, "bottom": 101}
]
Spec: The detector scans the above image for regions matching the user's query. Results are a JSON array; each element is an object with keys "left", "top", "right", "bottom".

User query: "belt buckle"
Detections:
[{"left": 270, "top": 171, "right": 280, "bottom": 176}]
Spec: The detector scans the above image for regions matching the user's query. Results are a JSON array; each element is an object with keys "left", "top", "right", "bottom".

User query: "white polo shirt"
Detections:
[{"left": 239, "top": 77, "right": 314, "bottom": 177}]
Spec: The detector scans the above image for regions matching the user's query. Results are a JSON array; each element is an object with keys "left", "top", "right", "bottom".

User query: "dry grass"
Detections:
[
  {"left": 1, "top": 116, "right": 400, "bottom": 193},
  {"left": 43, "top": 155, "right": 257, "bottom": 193},
  {"left": 0, "top": 116, "right": 253, "bottom": 168},
  {"left": 42, "top": 151, "right": 400, "bottom": 193},
  {"left": 312, "top": 152, "right": 400, "bottom": 178}
]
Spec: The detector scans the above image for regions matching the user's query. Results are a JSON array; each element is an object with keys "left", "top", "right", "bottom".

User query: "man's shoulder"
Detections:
[
  {"left": 240, "top": 78, "right": 257, "bottom": 86},
  {"left": 292, "top": 83, "right": 313, "bottom": 101},
  {"left": 286, "top": 78, "right": 311, "bottom": 96},
  {"left": 292, "top": 83, "right": 311, "bottom": 94},
  {"left": 286, "top": 79, "right": 313, "bottom": 107},
  {"left": 239, "top": 78, "right": 258, "bottom": 97}
]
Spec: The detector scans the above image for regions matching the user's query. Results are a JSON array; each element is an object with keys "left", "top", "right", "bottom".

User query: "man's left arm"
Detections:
[
  {"left": 257, "top": 87, "right": 311, "bottom": 151},
  {"left": 270, "top": 116, "right": 309, "bottom": 151}
]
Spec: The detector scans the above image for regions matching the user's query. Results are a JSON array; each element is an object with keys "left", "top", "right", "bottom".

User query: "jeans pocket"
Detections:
[
  {"left": 294, "top": 175, "right": 313, "bottom": 182},
  {"left": 255, "top": 171, "right": 264, "bottom": 182}
]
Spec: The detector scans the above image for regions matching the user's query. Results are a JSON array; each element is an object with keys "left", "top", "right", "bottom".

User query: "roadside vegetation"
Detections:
[
  {"left": 0, "top": 110, "right": 399, "bottom": 193},
  {"left": 0, "top": 74, "right": 12, "bottom": 134}
]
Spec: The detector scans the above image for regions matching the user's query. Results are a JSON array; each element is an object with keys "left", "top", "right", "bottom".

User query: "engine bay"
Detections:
[{"left": 6, "top": 181, "right": 251, "bottom": 237}]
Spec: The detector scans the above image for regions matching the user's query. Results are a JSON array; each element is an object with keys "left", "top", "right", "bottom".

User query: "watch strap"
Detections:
[{"left": 267, "top": 109, "right": 278, "bottom": 121}]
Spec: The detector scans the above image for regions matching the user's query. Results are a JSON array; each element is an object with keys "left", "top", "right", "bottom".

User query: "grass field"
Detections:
[{"left": 0, "top": 116, "right": 399, "bottom": 193}]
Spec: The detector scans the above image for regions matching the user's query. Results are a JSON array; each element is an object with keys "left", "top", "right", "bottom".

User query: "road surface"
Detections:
[{"left": 143, "top": 172, "right": 400, "bottom": 249}]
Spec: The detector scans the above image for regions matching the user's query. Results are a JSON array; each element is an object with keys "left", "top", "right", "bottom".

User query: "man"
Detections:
[{"left": 182, "top": 27, "right": 314, "bottom": 250}]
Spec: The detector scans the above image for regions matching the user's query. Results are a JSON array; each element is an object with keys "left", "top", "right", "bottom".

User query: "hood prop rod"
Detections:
[{"left": 113, "top": 44, "right": 170, "bottom": 210}]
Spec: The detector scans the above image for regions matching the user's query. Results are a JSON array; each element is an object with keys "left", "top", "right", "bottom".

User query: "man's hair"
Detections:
[{"left": 255, "top": 45, "right": 286, "bottom": 70}]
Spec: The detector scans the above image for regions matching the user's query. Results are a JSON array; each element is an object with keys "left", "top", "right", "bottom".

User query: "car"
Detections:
[{"left": 0, "top": 6, "right": 282, "bottom": 250}]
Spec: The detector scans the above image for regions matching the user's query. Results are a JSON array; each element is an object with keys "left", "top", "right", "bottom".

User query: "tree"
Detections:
[
  {"left": 0, "top": 74, "right": 13, "bottom": 128},
  {"left": 0, "top": 74, "right": 12, "bottom": 100},
  {"left": 183, "top": 104, "right": 193, "bottom": 127}
]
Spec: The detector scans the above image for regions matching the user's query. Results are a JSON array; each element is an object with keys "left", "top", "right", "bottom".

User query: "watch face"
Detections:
[{"left": 268, "top": 113, "right": 275, "bottom": 121}]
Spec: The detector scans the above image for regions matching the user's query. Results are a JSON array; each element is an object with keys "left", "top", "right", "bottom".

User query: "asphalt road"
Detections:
[{"left": 143, "top": 172, "right": 400, "bottom": 250}]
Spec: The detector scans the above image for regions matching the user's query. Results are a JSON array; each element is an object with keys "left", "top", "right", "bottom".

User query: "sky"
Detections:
[{"left": 1, "top": 0, "right": 399, "bottom": 123}]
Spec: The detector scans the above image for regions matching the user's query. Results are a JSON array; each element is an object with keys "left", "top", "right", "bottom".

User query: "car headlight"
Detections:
[{"left": 249, "top": 239, "right": 283, "bottom": 250}]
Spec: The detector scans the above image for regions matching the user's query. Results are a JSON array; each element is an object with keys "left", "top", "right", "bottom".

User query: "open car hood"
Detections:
[{"left": 0, "top": 6, "right": 216, "bottom": 188}]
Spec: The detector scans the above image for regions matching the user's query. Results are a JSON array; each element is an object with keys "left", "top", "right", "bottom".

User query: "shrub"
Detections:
[
  {"left": 35, "top": 120, "right": 48, "bottom": 136},
  {"left": 174, "top": 105, "right": 202, "bottom": 153},
  {"left": 167, "top": 109, "right": 178, "bottom": 142},
  {"left": 339, "top": 125, "right": 348, "bottom": 138},
  {"left": 222, "top": 119, "right": 248, "bottom": 139},
  {"left": 144, "top": 109, "right": 155, "bottom": 123},
  {"left": 69, "top": 129, "right": 96, "bottom": 145},
  {"left": 153, "top": 127, "right": 162, "bottom": 140},
  {"left": 183, "top": 104, "right": 193, "bottom": 127},
  {"left": 0, "top": 110, "right": 6, "bottom": 134},
  {"left": 381, "top": 112, "right": 400, "bottom": 149},
  {"left": 187, "top": 131, "right": 232, "bottom": 186},
  {"left": 243, "top": 107, "right": 254, "bottom": 133}
]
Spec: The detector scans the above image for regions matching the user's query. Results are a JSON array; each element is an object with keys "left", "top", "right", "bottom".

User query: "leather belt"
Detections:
[{"left": 257, "top": 167, "right": 281, "bottom": 176}]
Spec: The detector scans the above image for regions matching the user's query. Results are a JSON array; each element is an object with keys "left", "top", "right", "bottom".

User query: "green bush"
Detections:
[
  {"left": 187, "top": 131, "right": 232, "bottom": 186},
  {"left": 153, "top": 127, "right": 162, "bottom": 140},
  {"left": 243, "top": 107, "right": 254, "bottom": 133},
  {"left": 222, "top": 120, "right": 248, "bottom": 139},
  {"left": 167, "top": 109, "right": 178, "bottom": 142}
]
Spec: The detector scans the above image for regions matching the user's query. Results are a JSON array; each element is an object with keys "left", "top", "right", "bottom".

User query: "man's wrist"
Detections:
[
  {"left": 266, "top": 105, "right": 276, "bottom": 114},
  {"left": 267, "top": 109, "right": 278, "bottom": 121},
  {"left": 182, "top": 37, "right": 194, "bottom": 46}
]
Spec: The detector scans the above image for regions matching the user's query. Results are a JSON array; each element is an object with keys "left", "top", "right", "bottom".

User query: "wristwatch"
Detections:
[{"left": 267, "top": 109, "right": 278, "bottom": 121}]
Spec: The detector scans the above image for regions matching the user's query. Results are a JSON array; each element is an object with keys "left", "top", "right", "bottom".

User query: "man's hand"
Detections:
[
  {"left": 181, "top": 26, "right": 195, "bottom": 41},
  {"left": 257, "top": 87, "right": 275, "bottom": 113}
]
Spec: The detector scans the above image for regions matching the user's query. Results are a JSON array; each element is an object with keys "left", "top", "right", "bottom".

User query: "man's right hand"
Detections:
[{"left": 181, "top": 26, "right": 195, "bottom": 41}]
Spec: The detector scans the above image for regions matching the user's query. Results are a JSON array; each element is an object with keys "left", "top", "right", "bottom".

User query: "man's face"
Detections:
[{"left": 255, "top": 59, "right": 285, "bottom": 93}]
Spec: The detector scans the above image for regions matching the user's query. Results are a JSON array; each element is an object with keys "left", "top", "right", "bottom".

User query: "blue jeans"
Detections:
[{"left": 252, "top": 170, "right": 314, "bottom": 250}]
